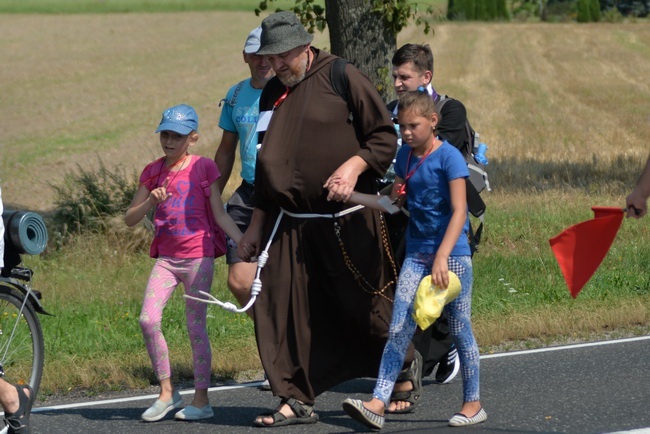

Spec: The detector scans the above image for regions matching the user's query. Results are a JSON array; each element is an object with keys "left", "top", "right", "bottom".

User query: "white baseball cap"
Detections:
[{"left": 244, "top": 27, "right": 262, "bottom": 54}]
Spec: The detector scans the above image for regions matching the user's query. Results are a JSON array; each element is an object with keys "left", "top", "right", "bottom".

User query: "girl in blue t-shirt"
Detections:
[{"left": 340, "top": 90, "right": 485, "bottom": 429}]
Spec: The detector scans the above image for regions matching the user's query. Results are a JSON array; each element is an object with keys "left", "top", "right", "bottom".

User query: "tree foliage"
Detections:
[
  {"left": 448, "top": 0, "right": 510, "bottom": 19},
  {"left": 252, "top": 0, "right": 507, "bottom": 99},
  {"left": 255, "top": 0, "right": 436, "bottom": 35},
  {"left": 576, "top": 0, "right": 592, "bottom": 20},
  {"left": 590, "top": 0, "right": 602, "bottom": 20},
  {"left": 255, "top": 0, "right": 438, "bottom": 99}
]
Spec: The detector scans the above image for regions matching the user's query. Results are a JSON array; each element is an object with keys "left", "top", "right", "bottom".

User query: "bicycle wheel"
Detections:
[{"left": 0, "top": 287, "right": 44, "bottom": 395}]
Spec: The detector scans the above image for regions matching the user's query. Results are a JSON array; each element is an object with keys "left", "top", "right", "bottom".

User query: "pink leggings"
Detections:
[{"left": 139, "top": 256, "right": 213, "bottom": 389}]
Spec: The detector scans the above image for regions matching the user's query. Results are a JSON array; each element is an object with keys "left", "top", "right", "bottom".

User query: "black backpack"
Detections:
[{"left": 435, "top": 95, "right": 490, "bottom": 253}]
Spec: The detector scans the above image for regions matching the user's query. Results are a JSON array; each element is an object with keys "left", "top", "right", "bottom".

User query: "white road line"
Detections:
[
  {"left": 608, "top": 430, "right": 650, "bottom": 434},
  {"left": 30, "top": 335, "right": 650, "bottom": 413},
  {"left": 481, "top": 335, "right": 650, "bottom": 359},
  {"left": 32, "top": 382, "right": 264, "bottom": 413}
]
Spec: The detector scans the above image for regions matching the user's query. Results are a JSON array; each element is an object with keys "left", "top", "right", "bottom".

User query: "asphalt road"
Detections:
[{"left": 28, "top": 336, "right": 650, "bottom": 433}]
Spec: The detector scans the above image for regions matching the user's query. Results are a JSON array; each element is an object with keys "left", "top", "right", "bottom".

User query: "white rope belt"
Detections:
[
  {"left": 184, "top": 204, "right": 365, "bottom": 313},
  {"left": 282, "top": 204, "right": 365, "bottom": 219}
]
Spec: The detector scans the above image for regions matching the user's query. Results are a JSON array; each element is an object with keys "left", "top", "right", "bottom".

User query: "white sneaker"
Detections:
[
  {"left": 175, "top": 404, "right": 214, "bottom": 421},
  {"left": 141, "top": 390, "right": 183, "bottom": 422}
]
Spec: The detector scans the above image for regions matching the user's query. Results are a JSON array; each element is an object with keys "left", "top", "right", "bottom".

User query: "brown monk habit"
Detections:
[{"left": 252, "top": 48, "right": 414, "bottom": 404}]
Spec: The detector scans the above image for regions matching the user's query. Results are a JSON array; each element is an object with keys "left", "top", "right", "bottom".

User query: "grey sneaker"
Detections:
[
  {"left": 141, "top": 390, "right": 183, "bottom": 422},
  {"left": 175, "top": 405, "right": 214, "bottom": 421},
  {"left": 259, "top": 373, "right": 271, "bottom": 391}
]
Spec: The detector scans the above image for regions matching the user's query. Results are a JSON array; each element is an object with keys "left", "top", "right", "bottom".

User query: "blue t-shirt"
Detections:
[
  {"left": 218, "top": 78, "right": 262, "bottom": 185},
  {"left": 394, "top": 141, "right": 471, "bottom": 256}
]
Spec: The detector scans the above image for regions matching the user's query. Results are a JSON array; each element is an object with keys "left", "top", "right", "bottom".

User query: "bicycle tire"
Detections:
[{"left": 0, "top": 286, "right": 44, "bottom": 395}]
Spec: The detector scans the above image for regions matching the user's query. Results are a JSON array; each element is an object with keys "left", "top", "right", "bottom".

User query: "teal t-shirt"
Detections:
[{"left": 218, "top": 78, "right": 262, "bottom": 185}]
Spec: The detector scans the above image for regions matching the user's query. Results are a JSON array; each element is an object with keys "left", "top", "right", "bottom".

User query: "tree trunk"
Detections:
[{"left": 325, "top": 0, "right": 397, "bottom": 101}]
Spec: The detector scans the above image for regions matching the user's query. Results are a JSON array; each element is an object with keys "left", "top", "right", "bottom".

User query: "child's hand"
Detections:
[
  {"left": 237, "top": 230, "right": 260, "bottom": 262},
  {"left": 431, "top": 256, "right": 449, "bottom": 289},
  {"left": 150, "top": 177, "right": 172, "bottom": 204},
  {"left": 323, "top": 174, "right": 354, "bottom": 202},
  {"left": 323, "top": 159, "right": 364, "bottom": 202}
]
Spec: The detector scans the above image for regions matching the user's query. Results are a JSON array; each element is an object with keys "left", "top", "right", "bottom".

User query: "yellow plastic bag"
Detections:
[{"left": 412, "top": 271, "right": 461, "bottom": 330}]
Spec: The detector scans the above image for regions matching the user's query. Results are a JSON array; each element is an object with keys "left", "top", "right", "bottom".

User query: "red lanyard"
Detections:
[
  {"left": 139, "top": 154, "right": 188, "bottom": 188},
  {"left": 273, "top": 86, "right": 290, "bottom": 110},
  {"left": 395, "top": 140, "right": 435, "bottom": 198}
]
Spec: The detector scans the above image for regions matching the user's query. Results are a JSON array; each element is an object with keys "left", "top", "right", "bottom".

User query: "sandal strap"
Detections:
[
  {"left": 390, "top": 350, "right": 423, "bottom": 402},
  {"left": 4, "top": 384, "right": 33, "bottom": 432},
  {"left": 285, "top": 398, "right": 313, "bottom": 418}
]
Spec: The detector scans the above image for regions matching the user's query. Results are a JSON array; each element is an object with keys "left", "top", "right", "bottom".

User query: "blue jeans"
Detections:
[{"left": 373, "top": 253, "right": 480, "bottom": 405}]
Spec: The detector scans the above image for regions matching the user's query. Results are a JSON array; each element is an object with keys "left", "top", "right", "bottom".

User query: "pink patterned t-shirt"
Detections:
[{"left": 139, "top": 155, "right": 220, "bottom": 259}]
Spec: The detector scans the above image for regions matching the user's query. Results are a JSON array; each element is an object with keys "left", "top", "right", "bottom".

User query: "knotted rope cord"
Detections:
[
  {"left": 334, "top": 211, "right": 397, "bottom": 302},
  {"left": 184, "top": 204, "right": 366, "bottom": 313},
  {"left": 183, "top": 209, "right": 285, "bottom": 313}
]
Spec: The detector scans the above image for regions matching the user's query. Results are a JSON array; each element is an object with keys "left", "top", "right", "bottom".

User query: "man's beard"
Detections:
[{"left": 277, "top": 54, "right": 308, "bottom": 87}]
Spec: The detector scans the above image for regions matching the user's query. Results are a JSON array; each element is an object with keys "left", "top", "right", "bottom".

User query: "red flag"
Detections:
[{"left": 549, "top": 207, "right": 624, "bottom": 298}]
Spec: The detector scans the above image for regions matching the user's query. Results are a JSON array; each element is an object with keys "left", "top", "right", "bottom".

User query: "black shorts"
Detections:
[{"left": 225, "top": 180, "right": 254, "bottom": 265}]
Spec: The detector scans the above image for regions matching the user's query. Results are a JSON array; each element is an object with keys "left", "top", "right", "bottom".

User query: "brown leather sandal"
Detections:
[{"left": 252, "top": 397, "right": 319, "bottom": 427}]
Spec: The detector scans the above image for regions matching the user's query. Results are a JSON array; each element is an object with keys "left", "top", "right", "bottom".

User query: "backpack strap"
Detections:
[
  {"left": 195, "top": 157, "right": 228, "bottom": 258},
  {"left": 330, "top": 58, "right": 354, "bottom": 122},
  {"left": 436, "top": 94, "right": 485, "bottom": 254},
  {"left": 196, "top": 156, "right": 211, "bottom": 198},
  {"left": 435, "top": 94, "right": 449, "bottom": 109},
  {"left": 435, "top": 94, "right": 473, "bottom": 157},
  {"left": 219, "top": 79, "right": 246, "bottom": 108},
  {"left": 387, "top": 99, "right": 398, "bottom": 119}
]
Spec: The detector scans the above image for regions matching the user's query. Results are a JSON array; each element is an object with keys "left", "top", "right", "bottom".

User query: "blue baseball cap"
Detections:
[{"left": 155, "top": 104, "right": 198, "bottom": 135}]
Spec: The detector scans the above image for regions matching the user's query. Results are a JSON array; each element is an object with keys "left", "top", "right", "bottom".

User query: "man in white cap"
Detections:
[
  {"left": 215, "top": 27, "right": 273, "bottom": 326},
  {"left": 237, "top": 11, "right": 414, "bottom": 428}
]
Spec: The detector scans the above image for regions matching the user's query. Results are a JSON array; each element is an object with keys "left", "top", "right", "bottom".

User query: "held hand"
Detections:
[
  {"left": 324, "top": 167, "right": 359, "bottom": 203},
  {"left": 150, "top": 177, "right": 172, "bottom": 204},
  {"left": 237, "top": 230, "right": 260, "bottom": 262},
  {"left": 431, "top": 256, "right": 450, "bottom": 289},
  {"left": 625, "top": 191, "right": 647, "bottom": 219}
]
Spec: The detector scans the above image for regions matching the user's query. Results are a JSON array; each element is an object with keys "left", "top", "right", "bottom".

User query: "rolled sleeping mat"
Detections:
[{"left": 2, "top": 210, "right": 48, "bottom": 255}]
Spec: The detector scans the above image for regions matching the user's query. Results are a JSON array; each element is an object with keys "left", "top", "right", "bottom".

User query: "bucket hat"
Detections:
[
  {"left": 155, "top": 104, "right": 198, "bottom": 135},
  {"left": 256, "top": 11, "right": 314, "bottom": 55}
]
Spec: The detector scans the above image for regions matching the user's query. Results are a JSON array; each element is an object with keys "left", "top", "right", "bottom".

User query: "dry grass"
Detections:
[
  {"left": 0, "top": 12, "right": 330, "bottom": 209},
  {"left": 475, "top": 297, "right": 649, "bottom": 347},
  {"left": 3, "top": 16, "right": 650, "bottom": 210}
]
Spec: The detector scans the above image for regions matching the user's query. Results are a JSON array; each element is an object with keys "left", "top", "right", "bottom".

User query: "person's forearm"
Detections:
[
  {"left": 124, "top": 197, "right": 154, "bottom": 227},
  {"left": 348, "top": 192, "right": 401, "bottom": 214},
  {"left": 214, "top": 150, "right": 235, "bottom": 193},
  {"left": 215, "top": 213, "right": 243, "bottom": 243},
  {"left": 214, "top": 132, "right": 238, "bottom": 192},
  {"left": 436, "top": 210, "right": 466, "bottom": 260},
  {"left": 344, "top": 155, "right": 369, "bottom": 177},
  {"left": 634, "top": 155, "right": 650, "bottom": 198}
]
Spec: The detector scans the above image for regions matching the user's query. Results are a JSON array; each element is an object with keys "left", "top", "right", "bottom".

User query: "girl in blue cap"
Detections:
[{"left": 125, "top": 104, "right": 246, "bottom": 422}]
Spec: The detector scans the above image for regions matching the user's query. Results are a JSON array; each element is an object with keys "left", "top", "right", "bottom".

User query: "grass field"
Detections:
[{"left": 1, "top": 11, "right": 649, "bottom": 398}]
